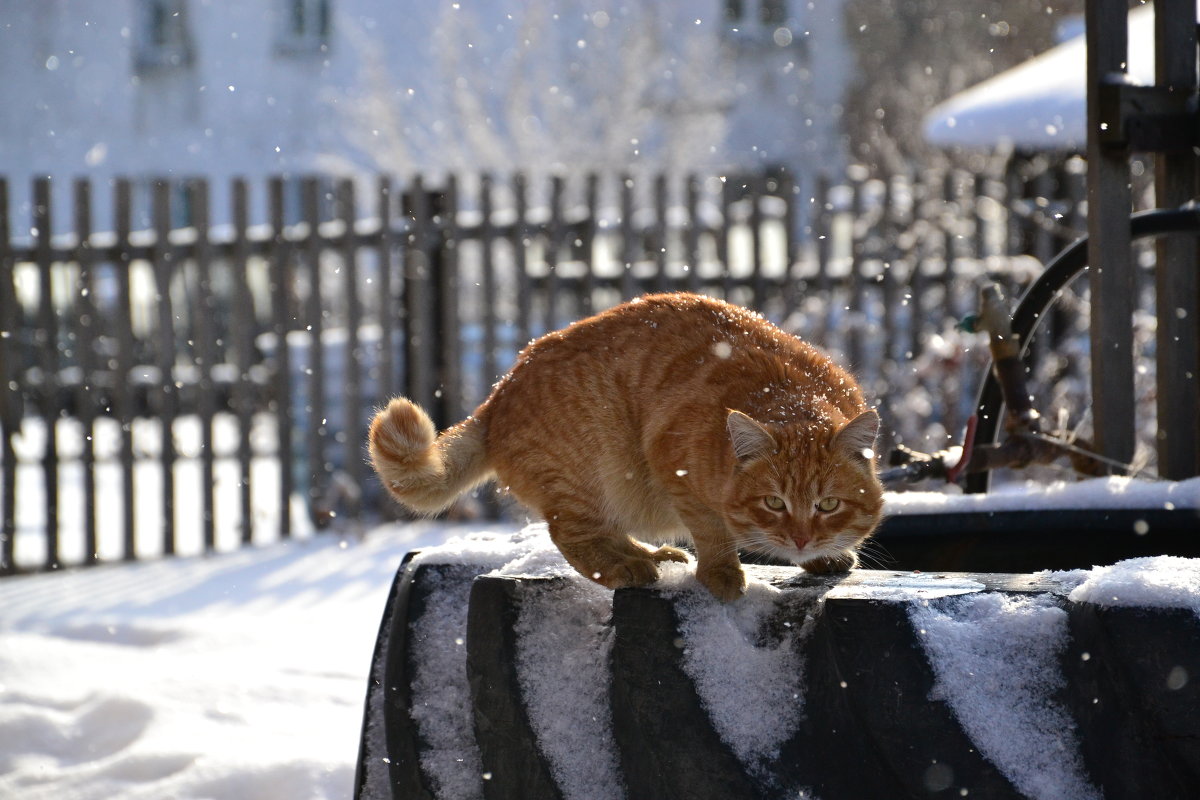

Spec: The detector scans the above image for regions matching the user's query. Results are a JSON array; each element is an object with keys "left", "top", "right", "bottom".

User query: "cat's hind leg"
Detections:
[{"left": 547, "top": 511, "right": 684, "bottom": 590}]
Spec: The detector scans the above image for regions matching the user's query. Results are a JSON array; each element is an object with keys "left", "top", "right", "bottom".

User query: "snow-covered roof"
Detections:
[{"left": 922, "top": 4, "right": 1171, "bottom": 151}]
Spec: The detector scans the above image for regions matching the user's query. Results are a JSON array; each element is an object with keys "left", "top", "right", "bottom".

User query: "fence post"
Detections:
[
  {"left": 72, "top": 178, "right": 99, "bottom": 566},
  {"left": 779, "top": 169, "right": 798, "bottom": 313},
  {"left": 191, "top": 179, "right": 217, "bottom": 552},
  {"left": 33, "top": 177, "right": 60, "bottom": 569},
  {"left": 113, "top": 179, "right": 137, "bottom": 560},
  {"left": 812, "top": 174, "right": 832, "bottom": 342},
  {"left": 151, "top": 179, "right": 179, "bottom": 556},
  {"left": 718, "top": 176, "right": 733, "bottom": 300},
  {"left": 620, "top": 173, "right": 637, "bottom": 300},
  {"left": 748, "top": 173, "right": 765, "bottom": 309},
  {"left": 847, "top": 176, "right": 865, "bottom": 369},
  {"left": 907, "top": 175, "right": 929, "bottom": 363},
  {"left": 545, "top": 174, "right": 564, "bottom": 330},
  {"left": 229, "top": 179, "right": 254, "bottom": 543},
  {"left": 268, "top": 176, "right": 294, "bottom": 536},
  {"left": 0, "top": 178, "right": 16, "bottom": 574},
  {"left": 480, "top": 174, "right": 499, "bottom": 391},
  {"left": 653, "top": 173, "right": 669, "bottom": 295},
  {"left": 438, "top": 176, "right": 462, "bottom": 427},
  {"left": 375, "top": 176, "right": 396, "bottom": 403},
  {"left": 336, "top": 179, "right": 364, "bottom": 520},
  {"left": 512, "top": 172, "right": 533, "bottom": 348},
  {"left": 1153, "top": 0, "right": 1200, "bottom": 479},
  {"left": 683, "top": 174, "right": 700, "bottom": 296},
  {"left": 1085, "top": 0, "right": 1136, "bottom": 471},
  {"left": 582, "top": 173, "right": 599, "bottom": 313},
  {"left": 301, "top": 176, "right": 330, "bottom": 522}
]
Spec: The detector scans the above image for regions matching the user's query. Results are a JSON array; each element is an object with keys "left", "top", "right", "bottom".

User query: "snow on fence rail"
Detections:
[{"left": 0, "top": 164, "right": 1117, "bottom": 574}]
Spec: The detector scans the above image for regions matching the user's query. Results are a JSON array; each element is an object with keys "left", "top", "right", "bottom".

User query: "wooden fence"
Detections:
[{"left": 0, "top": 163, "right": 1111, "bottom": 574}]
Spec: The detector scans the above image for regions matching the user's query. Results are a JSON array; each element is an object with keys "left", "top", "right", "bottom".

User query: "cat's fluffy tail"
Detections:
[{"left": 368, "top": 397, "right": 492, "bottom": 513}]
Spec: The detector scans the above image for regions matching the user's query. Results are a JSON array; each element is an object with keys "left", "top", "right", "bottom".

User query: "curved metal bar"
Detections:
[{"left": 963, "top": 207, "right": 1200, "bottom": 493}]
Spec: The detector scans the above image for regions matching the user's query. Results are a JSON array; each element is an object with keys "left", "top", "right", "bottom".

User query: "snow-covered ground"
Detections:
[{"left": 0, "top": 520, "right": 503, "bottom": 800}]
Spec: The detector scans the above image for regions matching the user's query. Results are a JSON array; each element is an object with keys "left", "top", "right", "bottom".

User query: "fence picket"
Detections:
[
  {"left": 192, "top": 178, "right": 218, "bottom": 553},
  {"left": 439, "top": 176, "right": 463, "bottom": 427},
  {"left": 268, "top": 177, "right": 294, "bottom": 538},
  {"left": 512, "top": 172, "right": 532, "bottom": 349},
  {"left": 113, "top": 178, "right": 137, "bottom": 561},
  {"left": 72, "top": 178, "right": 100, "bottom": 566},
  {"left": 0, "top": 178, "right": 15, "bottom": 574},
  {"left": 545, "top": 175, "right": 564, "bottom": 330},
  {"left": 683, "top": 174, "right": 700, "bottom": 295},
  {"left": 582, "top": 173, "right": 599, "bottom": 314},
  {"left": 780, "top": 171, "right": 798, "bottom": 313},
  {"left": 619, "top": 174, "right": 636, "bottom": 301},
  {"left": 480, "top": 174, "right": 499, "bottom": 392},
  {"left": 653, "top": 173, "right": 669, "bottom": 295},
  {"left": 374, "top": 176, "right": 396, "bottom": 403},
  {"left": 151, "top": 180, "right": 178, "bottom": 556},
  {"left": 338, "top": 178, "right": 364, "bottom": 520},
  {"left": 230, "top": 179, "right": 254, "bottom": 544},
  {"left": 301, "top": 177, "right": 329, "bottom": 523},
  {"left": 33, "top": 178, "right": 60, "bottom": 568}
]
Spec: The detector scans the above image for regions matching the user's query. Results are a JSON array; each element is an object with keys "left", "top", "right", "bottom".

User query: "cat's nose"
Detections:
[{"left": 791, "top": 532, "right": 811, "bottom": 551}]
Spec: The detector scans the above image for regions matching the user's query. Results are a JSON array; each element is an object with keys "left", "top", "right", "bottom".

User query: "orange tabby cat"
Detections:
[{"left": 368, "top": 292, "right": 883, "bottom": 600}]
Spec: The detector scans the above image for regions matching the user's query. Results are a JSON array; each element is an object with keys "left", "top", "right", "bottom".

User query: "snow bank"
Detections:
[
  {"left": 885, "top": 475, "right": 1200, "bottom": 515},
  {"left": 910, "top": 593, "right": 1100, "bottom": 800}
]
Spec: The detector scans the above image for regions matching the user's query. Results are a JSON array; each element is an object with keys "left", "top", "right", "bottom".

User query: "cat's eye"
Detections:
[
  {"left": 764, "top": 495, "right": 786, "bottom": 511},
  {"left": 816, "top": 497, "right": 841, "bottom": 513}
]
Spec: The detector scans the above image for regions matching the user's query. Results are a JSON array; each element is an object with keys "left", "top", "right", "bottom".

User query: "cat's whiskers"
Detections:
[
  {"left": 853, "top": 538, "right": 893, "bottom": 571},
  {"left": 727, "top": 530, "right": 781, "bottom": 559}
]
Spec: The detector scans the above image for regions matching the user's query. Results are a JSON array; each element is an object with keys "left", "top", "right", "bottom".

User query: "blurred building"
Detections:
[{"left": 0, "top": 0, "right": 853, "bottom": 230}]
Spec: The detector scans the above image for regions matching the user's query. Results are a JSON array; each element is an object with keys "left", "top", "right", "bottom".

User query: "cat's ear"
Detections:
[
  {"left": 727, "top": 410, "right": 776, "bottom": 463},
  {"left": 833, "top": 410, "right": 879, "bottom": 461}
]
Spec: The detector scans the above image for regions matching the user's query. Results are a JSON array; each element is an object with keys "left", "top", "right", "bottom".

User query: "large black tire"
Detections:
[{"left": 355, "top": 555, "right": 1200, "bottom": 799}]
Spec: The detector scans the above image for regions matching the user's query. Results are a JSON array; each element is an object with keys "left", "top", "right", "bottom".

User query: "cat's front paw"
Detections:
[
  {"left": 697, "top": 562, "right": 747, "bottom": 602},
  {"left": 650, "top": 545, "right": 689, "bottom": 564},
  {"left": 589, "top": 554, "right": 662, "bottom": 590},
  {"left": 802, "top": 551, "right": 858, "bottom": 574}
]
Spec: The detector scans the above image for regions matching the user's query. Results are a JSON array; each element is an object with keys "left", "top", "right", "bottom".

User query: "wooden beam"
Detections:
[
  {"left": 1086, "top": 0, "right": 1136, "bottom": 471},
  {"left": 1153, "top": 0, "right": 1200, "bottom": 479}
]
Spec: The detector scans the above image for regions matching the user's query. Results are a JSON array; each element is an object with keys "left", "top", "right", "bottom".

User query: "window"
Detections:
[
  {"left": 277, "top": 0, "right": 331, "bottom": 55},
  {"left": 760, "top": 0, "right": 787, "bottom": 27},
  {"left": 134, "top": 0, "right": 194, "bottom": 73},
  {"left": 725, "top": 0, "right": 791, "bottom": 30}
]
